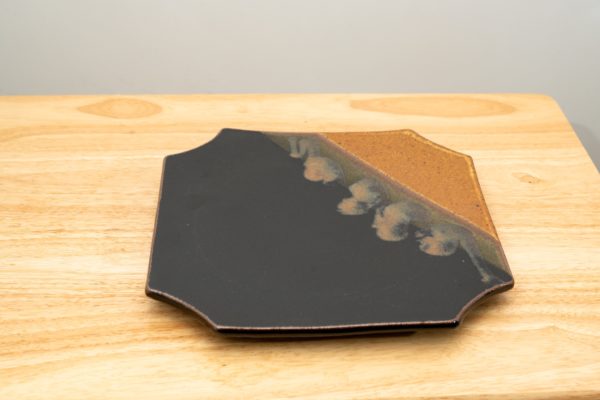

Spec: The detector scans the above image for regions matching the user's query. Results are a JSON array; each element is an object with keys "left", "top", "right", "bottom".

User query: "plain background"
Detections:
[{"left": 1, "top": 0, "right": 598, "bottom": 168}]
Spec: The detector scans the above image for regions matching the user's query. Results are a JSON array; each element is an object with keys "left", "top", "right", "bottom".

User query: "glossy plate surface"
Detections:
[{"left": 146, "top": 129, "right": 513, "bottom": 336}]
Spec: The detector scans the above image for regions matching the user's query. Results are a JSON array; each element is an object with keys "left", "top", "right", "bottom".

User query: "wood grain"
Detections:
[{"left": 1, "top": 94, "right": 598, "bottom": 399}]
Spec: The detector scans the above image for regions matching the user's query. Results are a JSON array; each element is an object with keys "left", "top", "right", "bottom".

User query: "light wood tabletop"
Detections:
[{"left": 1, "top": 94, "right": 599, "bottom": 399}]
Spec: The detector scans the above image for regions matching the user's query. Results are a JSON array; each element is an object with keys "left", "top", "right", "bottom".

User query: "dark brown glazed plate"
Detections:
[{"left": 146, "top": 129, "right": 513, "bottom": 337}]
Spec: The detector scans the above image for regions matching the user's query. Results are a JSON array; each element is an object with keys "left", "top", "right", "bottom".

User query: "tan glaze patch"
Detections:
[
  {"left": 337, "top": 179, "right": 383, "bottom": 215},
  {"left": 78, "top": 98, "right": 162, "bottom": 119},
  {"left": 350, "top": 96, "right": 515, "bottom": 118},
  {"left": 289, "top": 137, "right": 343, "bottom": 183},
  {"left": 372, "top": 202, "right": 425, "bottom": 242},
  {"left": 323, "top": 130, "right": 498, "bottom": 241},
  {"left": 415, "top": 224, "right": 492, "bottom": 283}
]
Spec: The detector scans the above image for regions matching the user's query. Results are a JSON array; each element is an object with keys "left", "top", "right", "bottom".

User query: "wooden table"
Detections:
[{"left": 1, "top": 94, "right": 599, "bottom": 399}]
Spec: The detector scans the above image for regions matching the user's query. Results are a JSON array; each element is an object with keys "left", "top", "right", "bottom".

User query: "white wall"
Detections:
[{"left": 1, "top": 0, "right": 598, "bottom": 167}]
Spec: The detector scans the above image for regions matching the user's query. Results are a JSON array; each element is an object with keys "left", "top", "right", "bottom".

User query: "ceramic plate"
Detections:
[{"left": 146, "top": 129, "right": 513, "bottom": 336}]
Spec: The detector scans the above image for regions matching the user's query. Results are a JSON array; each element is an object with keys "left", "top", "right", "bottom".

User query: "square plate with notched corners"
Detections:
[{"left": 146, "top": 129, "right": 513, "bottom": 337}]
